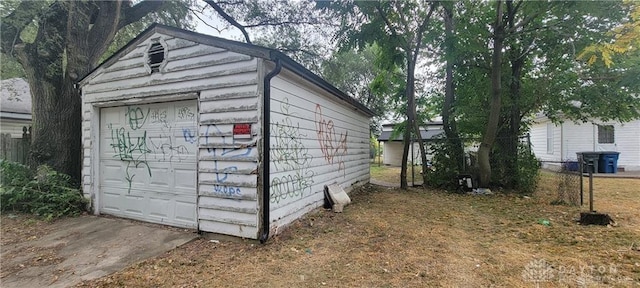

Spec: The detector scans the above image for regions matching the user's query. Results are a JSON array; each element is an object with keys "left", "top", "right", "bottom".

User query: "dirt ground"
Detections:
[{"left": 3, "top": 169, "right": 640, "bottom": 287}]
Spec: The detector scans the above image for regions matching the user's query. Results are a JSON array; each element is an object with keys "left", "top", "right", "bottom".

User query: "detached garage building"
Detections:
[{"left": 79, "top": 24, "right": 373, "bottom": 241}]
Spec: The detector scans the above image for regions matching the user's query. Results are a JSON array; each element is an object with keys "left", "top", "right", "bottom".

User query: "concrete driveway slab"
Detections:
[{"left": 1, "top": 215, "right": 198, "bottom": 288}]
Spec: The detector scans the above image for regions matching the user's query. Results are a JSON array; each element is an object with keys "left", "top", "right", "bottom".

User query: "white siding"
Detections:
[
  {"left": 383, "top": 142, "right": 403, "bottom": 166},
  {"left": 268, "top": 69, "right": 370, "bottom": 231},
  {"left": 561, "top": 122, "right": 596, "bottom": 161},
  {"left": 81, "top": 32, "right": 260, "bottom": 237},
  {"left": 0, "top": 119, "right": 30, "bottom": 138},
  {"left": 615, "top": 121, "right": 640, "bottom": 171},
  {"left": 530, "top": 119, "right": 562, "bottom": 162},
  {"left": 382, "top": 142, "right": 425, "bottom": 166},
  {"left": 530, "top": 117, "right": 640, "bottom": 171}
]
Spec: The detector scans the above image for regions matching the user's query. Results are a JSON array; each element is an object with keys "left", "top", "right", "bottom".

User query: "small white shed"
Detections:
[
  {"left": 378, "top": 123, "right": 443, "bottom": 166},
  {"left": 79, "top": 24, "right": 373, "bottom": 241}
]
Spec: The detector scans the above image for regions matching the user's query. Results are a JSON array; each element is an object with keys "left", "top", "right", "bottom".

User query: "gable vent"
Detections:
[{"left": 147, "top": 42, "right": 165, "bottom": 73}]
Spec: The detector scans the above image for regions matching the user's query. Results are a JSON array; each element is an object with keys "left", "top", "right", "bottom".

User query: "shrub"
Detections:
[
  {"left": 426, "top": 139, "right": 466, "bottom": 189},
  {"left": 0, "top": 161, "right": 87, "bottom": 220},
  {"left": 515, "top": 144, "right": 541, "bottom": 194}
]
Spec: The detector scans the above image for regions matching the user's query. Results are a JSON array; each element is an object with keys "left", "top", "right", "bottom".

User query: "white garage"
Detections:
[{"left": 79, "top": 24, "right": 373, "bottom": 241}]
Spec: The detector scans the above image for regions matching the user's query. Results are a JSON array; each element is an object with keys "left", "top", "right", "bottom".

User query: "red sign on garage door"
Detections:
[{"left": 233, "top": 123, "right": 252, "bottom": 139}]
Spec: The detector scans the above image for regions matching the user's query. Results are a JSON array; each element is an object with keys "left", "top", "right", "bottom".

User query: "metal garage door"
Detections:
[{"left": 99, "top": 100, "right": 198, "bottom": 228}]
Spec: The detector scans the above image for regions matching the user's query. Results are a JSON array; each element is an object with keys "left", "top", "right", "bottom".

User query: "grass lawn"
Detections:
[
  {"left": 370, "top": 164, "right": 423, "bottom": 185},
  {"left": 71, "top": 167, "right": 640, "bottom": 287}
]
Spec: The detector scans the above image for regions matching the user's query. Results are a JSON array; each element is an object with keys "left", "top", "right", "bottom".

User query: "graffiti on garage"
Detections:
[{"left": 270, "top": 98, "right": 314, "bottom": 203}]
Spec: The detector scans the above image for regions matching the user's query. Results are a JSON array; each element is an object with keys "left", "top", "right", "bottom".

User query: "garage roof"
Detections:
[
  {"left": 79, "top": 23, "right": 374, "bottom": 117},
  {"left": 378, "top": 129, "right": 444, "bottom": 142}
]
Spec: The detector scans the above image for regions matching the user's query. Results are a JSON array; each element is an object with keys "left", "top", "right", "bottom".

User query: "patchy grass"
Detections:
[
  {"left": 73, "top": 168, "right": 640, "bottom": 287},
  {"left": 370, "top": 164, "right": 422, "bottom": 185}
]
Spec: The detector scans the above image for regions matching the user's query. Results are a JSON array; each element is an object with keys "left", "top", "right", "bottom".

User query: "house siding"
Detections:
[
  {"left": 530, "top": 117, "right": 640, "bottom": 171},
  {"left": 268, "top": 69, "right": 370, "bottom": 231},
  {"left": 530, "top": 119, "right": 561, "bottom": 162},
  {"left": 0, "top": 119, "right": 30, "bottom": 138},
  {"left": 609, "top": 120, "right": 640, "bottom": 171}
]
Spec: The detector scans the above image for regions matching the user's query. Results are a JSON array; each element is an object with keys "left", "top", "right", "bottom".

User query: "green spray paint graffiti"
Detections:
[
  {"left": 108, "top": 104, "right": 194, "bottom": 193},
  {"left": 109, "top": 124, "right": 152, "bottom": 193}
]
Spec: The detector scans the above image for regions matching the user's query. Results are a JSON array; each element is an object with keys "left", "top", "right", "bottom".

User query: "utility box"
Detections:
[
  {"left": 598, "top": 152, "right": 620, "bottom": 173},
  {"left": 577, "top": 152, "right": 600, "bottom": 173}
]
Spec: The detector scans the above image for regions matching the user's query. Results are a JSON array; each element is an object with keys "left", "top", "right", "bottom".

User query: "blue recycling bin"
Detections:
[
  {"left": 598, "top": 152, "right": 620, "bottom": 173},
  {"left": 564, "top": 161, "right": 579, "bottom": 172}
]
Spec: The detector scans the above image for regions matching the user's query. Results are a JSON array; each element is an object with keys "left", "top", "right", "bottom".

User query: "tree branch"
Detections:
[
  {"left": 375, "top": 4, "right": 408, "bottom": 50},
  {"left": 204, "top": 0, "right": 251, "bottom": 43},
  {"left": 412, "top": 2, "right": 437, "bottom": 61},
  {"left": 0, "top": 1, "right": 47, "bottom": 54},
  {"left": 189, "top": 7, "right": 224, "bottom": 33},
  {"left": 244, "top": 20, "right": 321, "bottom": 28},
  {"left": 118, "top": 0, "right": 166, "bottom": 30},
  {"left": 504, "top": 10, "right": 543, "bottom": 34}
]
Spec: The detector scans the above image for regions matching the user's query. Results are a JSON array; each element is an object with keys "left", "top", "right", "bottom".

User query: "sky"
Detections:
[{"left": 193, "top": 9, "right": 243, "bottom": 41}]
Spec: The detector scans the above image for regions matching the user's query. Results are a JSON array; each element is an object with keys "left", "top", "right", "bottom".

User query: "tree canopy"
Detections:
[{"left": 1, "top": 0, "right": 637, "bottom": 191}]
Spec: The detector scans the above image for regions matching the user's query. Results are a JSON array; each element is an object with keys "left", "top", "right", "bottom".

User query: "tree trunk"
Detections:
[
  {"left": 413, "top": 118, "right": 429, "bottom": 185},
  {"left": 501, "top": 56, "right": 525, "bottom": 188},
  {"left": 5, "top": 1, "right": 162, "bottom": 184},
  {"left": 28, "top": 77, "right": 83, "bottom": 184},
  {"left": 442, "top": 4, "right": 465, "bottom": 172},
  {"left": 400, "top": 68, "right": 416, "bottom": 190},
  {"left": 405, "top": 55, "right": 429, "bottom": 186},
  {"left": 400, "top": 122, "right": 410, "bottom": 190},
  {"left": 478, "top": 1, "right": 505, "bottom": 187},
  {"left": 23, "top": 1, "right": 110, "bottom": 184},
  {"left": 495, "top": 0, "right": 526, "bottom": 189}
]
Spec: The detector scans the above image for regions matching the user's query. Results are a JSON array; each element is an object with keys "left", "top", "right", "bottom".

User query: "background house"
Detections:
[
  {"left": 530, "top": 115, "right": 640, "bottom": 171},
  {"left": 1, "top": 78, "right": 32, "bottom": 164},
  {"left": 79, "top": 24, "right": 373, "bottom": 240},
  {"left": 378, "top": 122, "right": 443, "bottom": 166},
  {"left": 1, "top": 78, "right": 32, "bottom": 138}
]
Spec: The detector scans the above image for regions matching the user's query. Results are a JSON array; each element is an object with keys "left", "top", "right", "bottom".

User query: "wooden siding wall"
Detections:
[
  {"left": 81, "top": 33, "right": 260, "bottom": 238},
  {"left": 268, "top": 70, "right": 370, "bottom": 230}
]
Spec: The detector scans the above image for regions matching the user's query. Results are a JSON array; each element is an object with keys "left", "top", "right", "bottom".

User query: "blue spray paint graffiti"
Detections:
[
  {"left": 204, "top": 124, "right": 254, "bottom": 197},
  {"left": 182, "top": 127, "right": 197, "bottom": 144}
]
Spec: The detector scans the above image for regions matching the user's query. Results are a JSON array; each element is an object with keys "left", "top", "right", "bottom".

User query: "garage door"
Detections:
[{"left": 99, "top": 100, "right": 198, "bottom": 228}]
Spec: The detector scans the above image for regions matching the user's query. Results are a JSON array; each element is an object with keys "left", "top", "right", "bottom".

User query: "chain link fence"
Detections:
[{"left": 540, "top": 161, "right": 582, "bottom": 205}]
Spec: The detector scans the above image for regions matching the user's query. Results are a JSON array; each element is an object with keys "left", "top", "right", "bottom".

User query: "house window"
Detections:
[
  {"left": 147, "top": 42, "right": 165, "bottom": 73},
  {"left": 598, "top": 125, "right": 615, "bottom": 144},
  {"left": 546, "top": 123, "right": 554, "bottom": 154}
]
